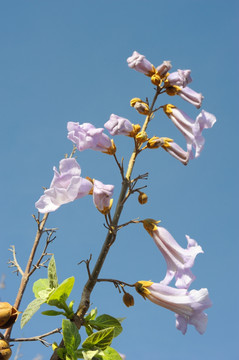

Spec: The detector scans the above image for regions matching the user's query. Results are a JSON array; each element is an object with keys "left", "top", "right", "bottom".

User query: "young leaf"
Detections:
[
  {"left": 62, "top": 319, "right": 81, "bottom": 355},
  {"left": 89, "top": 315, "right": 122, "bottom": 337},
  {"left": 21, "top": 298, "right": 45, "bottom": 328},
  {"left": 38, "top": 288, "right": 54, "bottom": 300},
  {"left": 102, "top": 347, "right": 122, "bottom": 360},
  {"left": 33, "top": 278, "right": 49, "bottom": 298},
  {"left": 48, "top": 255, "right": 58, "bottom": 289},
  {"left": 82, "top": 327, "right": 114, "bottom": 351},
  {"left": 82, "top": 349, "right": 102, "bottom": 360},
  {"left": 57, "top": 348, "right": 67, "bottom": 360},
  {"left": 84, "top": 308, "right": 97, "bottom": 322},
  {"left": 42, "top": 310, "right": 65, "bottom": 316},
  {"left": 47, "top": 277, "right": 75, "bottom": 308}
]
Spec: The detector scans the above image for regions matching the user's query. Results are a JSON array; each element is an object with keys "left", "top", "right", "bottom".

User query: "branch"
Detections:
[
  {"left": 9, "top": 328, "right": 62, "bottom": 347},
  {"left": 8, "top": 246, "right": 24, "bottom": 276},
  {"left": 4, "top": 213, "right": 49, "bottom": 340}
]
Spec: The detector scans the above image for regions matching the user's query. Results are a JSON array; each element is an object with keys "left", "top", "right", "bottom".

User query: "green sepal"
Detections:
[
  {"left": 48, "top": 255, "right": 58, "bottom": 289},
  {"left": 82, "top": 327, "right": 114, "bottom": 351},
  {"left": 41, "top": 310, "right": 65, "bottom": 316},
  {"left": 62, "top": 319, "right": 81, "bottom": 356},
  {"left": 21, "top": 298, "right": 45, "bottom": 328},
  {"left": 89, "top": 315, "right": 122, "bottom": 337},
  {"left": 47, "top": 277, "right": 75, "bottom": 309}
]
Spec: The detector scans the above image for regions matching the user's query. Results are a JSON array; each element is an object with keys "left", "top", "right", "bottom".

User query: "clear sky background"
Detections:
[{"left": 0, "top": 1, "right": 238, "bottom": 359}]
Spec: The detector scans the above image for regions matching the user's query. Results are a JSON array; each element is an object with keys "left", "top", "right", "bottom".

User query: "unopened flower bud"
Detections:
[
  {"left": 130, "top": 98, "right": 150, "bottom": 115},
  {"left": 123, "top": 292, "right": 135, "bottom": 307},
  {"left": 0, "top": 339, "right": 12, "bottom": 360},
  {"left": 138, "top": 192, "right": 148, "bottom": 205},
  {"left": 136, "top": 131, "right": 148, "bottom": 143},
  {"left": 129, "top": 124, "right": 141, "bottom": 137},
  {"left": 0, "top": 302, "right": 19, "bottom": 329},
  {"left": 151, "top": 73, "right": 162, "bottom": 86}
]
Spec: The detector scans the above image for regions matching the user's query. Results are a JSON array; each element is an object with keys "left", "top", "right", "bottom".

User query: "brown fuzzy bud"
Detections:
[
  {"left": 138, "top": 192, "right": 148, "bottom": 205},
  {"left": 123, "top": 292, "right": 135, "bottom": 307},
  {"left": 0, "top": 302, "right": 19, "bottom": 329},
  {"left": 0, "top": 339, "right": 12, "bottom": 360}
]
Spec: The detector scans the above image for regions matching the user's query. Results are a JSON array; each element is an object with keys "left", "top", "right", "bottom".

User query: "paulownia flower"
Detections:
[
  {"left": 135, "top": 281, "right": 212, "bottom": 334},
  {"left": 35, "top": 158, "right": 92, "bottom": 213},
  {"left": 93, "top": 179, "right": 114, "bottom": 214},
  {"left": 167, "top": 69, "right": 192, "bottom": 88},
  {"left": 160, "top": 137, "right": 189, "bottom": 165},
  {"left": 163, "top": 104, "right": 216, "bottom": 159},
  {"left": 156, "top": 61, "right": 172, "bottom": 76},
  {"left": 142, "top": 219, "right": 203, "bottom": 289},
  {"left": 67, "top": 122, "right": 116, "bottom": 155},
  {"left": 127, "top": 51, "right": 155, "bottom": 76},
  {"left": 104, "top": 114, "right": 140, "bottom": 137},
  {"left": 178, "top": 86, "right": 204, "bottom": 109}
]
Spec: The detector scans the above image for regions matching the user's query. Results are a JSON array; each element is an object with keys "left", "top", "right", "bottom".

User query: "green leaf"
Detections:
[
  {"left": 82, "top": 349, "right": 101, "bottom": 360},
  {"left": 85, "top": 308, "right": 97, "bottom": 322},
  {"left": 38, "top": 288, "right": 53, "bottom": 300},
  {"left": 62, "top": 319, "right": 81, "bottom": 355},
  {"left": 116, "top": 317, "right": 126, "bottom": 324},
  {"left": 57, "top": 348, "right": 66, "bottom": 360},
  {"left": 21, "top": 298, "right": 45, "bottom": 328},
  {"left": 102, "top": 347, "right": 122, "bottom": 360},
  {"left": 42, "top": 310, "right": 65, "bottom": 316},
  {"left": 33, "top": 278, "right": 49, "bottom": 298},
  {"left": 82, "top": 327, "right": 114, "bottom": 351},
  {"left": 85, "top": 324, "right": 94, "bottom": 337},
  {"left": 48, "top": 255, "right": 58, "bottom": 289},
  {"left": 47, "top": 277, "right": 75, "bottom": 308},
  {"left": 89, "top": 315, "right": 122, "bottom": 337}
]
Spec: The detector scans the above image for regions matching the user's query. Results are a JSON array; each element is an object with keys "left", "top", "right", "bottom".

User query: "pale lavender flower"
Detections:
[
  {"left": 160, "top": 138, "right": 189, "bottom": 165},
  {"left": 163, "top": 105, "right": 216, "bottom": 159},
  {"left": 119, "top": 354, "right": 126, "bottom": 360},
  {"left": 188, "top": 110, "right": 216, "bottom": 158},
  {"left": 104, "top": 114, "right": 133, "bottom": 136},
  {"left": 135, "top": 281, "right": 212, "bottom": 334},
  {"left": 67, "top": 122, "right": 115, "bottom": 154},
  {"left": 93, "top": 179, "right": 114, "bottom": 214},
  {"left": 167, "top": 69, "right": 192, "bottom": 87},
  {"left": 143, "top": 220, "right": 203, "bottom": 289},
  {"left": 178, "top": 86, "right": 204, "bottom": 108},
  {"left": 156, "top": 61, "right": 172, "bottom": 76},
  {"left": 35, "top": 158, "right": 92, "bottom": 213},
  {"left": 127, "top": 51, "right": 155, "bottom": 76}
]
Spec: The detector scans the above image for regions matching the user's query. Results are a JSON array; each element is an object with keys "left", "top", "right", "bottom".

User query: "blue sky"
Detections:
[{"left": 0, "top": 1, "right": 238, "bottom": 359}]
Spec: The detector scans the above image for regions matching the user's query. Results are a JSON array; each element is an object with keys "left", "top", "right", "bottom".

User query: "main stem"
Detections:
[{"left": 50, "top": 88, "right": 160, "bottom": 359}]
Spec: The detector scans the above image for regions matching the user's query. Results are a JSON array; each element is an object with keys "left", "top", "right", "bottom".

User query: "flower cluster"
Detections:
[
  {"left": 127, "top": 50, "right": 216, "bottom": 165},
  {"left": 125, "top": 51, "right": 215, "bottom": 334},
  {"left": 34, "top": 50, "right": 215, "bottom": 338}
]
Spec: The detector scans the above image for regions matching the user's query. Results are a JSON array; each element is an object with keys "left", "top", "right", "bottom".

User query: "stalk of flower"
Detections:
[
  {"left": 163, "top": 104, "right": 216, "bottom": 159},
  {"left": 104, "top": 114, "right": 141, "bottom": 137},
  {"left": 93, "top": 179, "right": 114, "bottom": 215},
  {"left": 35, "top": 158, "right": 93, "bottom": 213},
  {"left": 135, "top": 281, "right": 212, "bottom": 334},
  {"left": 142, "top": 219, "right": 203, "bottom": 289},
  {"left": 67, "top": 122, "right": 116, "bottom": 155}
]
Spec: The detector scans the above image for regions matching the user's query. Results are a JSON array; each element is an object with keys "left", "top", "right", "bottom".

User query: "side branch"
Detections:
[{"left": 4, "top": 213, "right": 49, "bottom": 340}]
